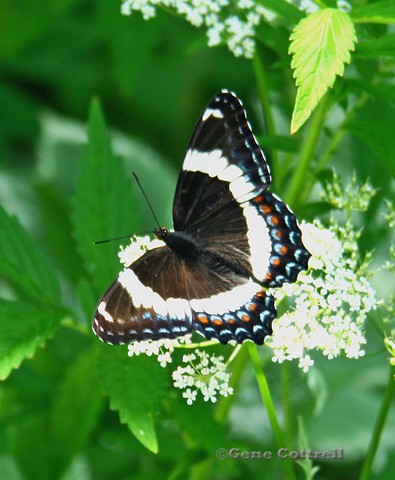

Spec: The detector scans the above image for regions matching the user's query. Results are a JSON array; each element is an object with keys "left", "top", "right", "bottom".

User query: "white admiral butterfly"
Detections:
[{"left": 93, "top": 91, "right": 310, "bottom": 345}]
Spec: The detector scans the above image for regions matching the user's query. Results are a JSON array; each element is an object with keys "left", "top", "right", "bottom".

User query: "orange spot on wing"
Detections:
[
  {"left": 261, "top": 204, "right": 272, "bottom": 213},
  {"left": 198, "top": 315, "right": 209, "bottom": 324},
  {"left": 272, "top": 258, "right": 281, "bottom": 267},
  {"left": 280, "top": 246, "right": 288, "bottom": 255},
  {"left": 265, "top": 272, "right": 273, "bottom": 282},
  {"left": 241, "top": 314, "right": 251, "bottom": 323},
  {"left": 271, "top": 215, "right": 279, "bottom": 225},
  {"left": 213, "top": 318, "right": 223, "bottom": 326}
]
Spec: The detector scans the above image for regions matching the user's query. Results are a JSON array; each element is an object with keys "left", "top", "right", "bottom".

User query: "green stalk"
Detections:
[
  {"left": 281, "top": 362, "right": 293, "bottom": 447},
  {"left": 252, "top": 50, "right": 280, "bottom": 185},
  {"left": 248, "top": 343, "right": 297, "bottom": 480},
  {"left": 359, "top": 365, "right": 395, "bottom": 480},
  {"left": 299, "top": 92, "right": 370, "bottom": 204},
  {"left": 285, "top": 93, "right": 330, "bottom": 207},
  {"left": 215, "top": 345, "right": 248, "bottom": 424}
]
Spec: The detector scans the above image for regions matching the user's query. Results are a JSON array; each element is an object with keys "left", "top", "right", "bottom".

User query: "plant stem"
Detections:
[
  {"left": 248, "top": 343, "right": 297, "bottom": 480},
  {"left": 252, "top": 50, "right": 280, "bottom": 185},
  {"left": 359, "top": 364, "right": 395, "bottom": 480},
  {"left": 215, "top": 344, "right": 248, "bottom": 423},
  {"left": 281, "top": 362, "right": 293, "bottom": 446},
  {"left": 285, "top": 92, "right": 330, "bottom": 208},
  {"left": 299, "top": 91, "right": 370, "bottom": 204}
]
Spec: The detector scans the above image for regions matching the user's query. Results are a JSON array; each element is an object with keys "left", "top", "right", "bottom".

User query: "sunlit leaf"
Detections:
[{"left": 289, "top": 9, "right": 356, "bottom": 133}]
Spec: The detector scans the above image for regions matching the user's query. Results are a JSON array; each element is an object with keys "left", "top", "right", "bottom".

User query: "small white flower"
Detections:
[
  {"left": 298, "top": 355, "right": 314, "bottom": 373},
  {"left": 182, "top": 388, "right": 197, "bottom": 405},
  {"left": 182, "top": 353, "right": 196, "bottom": 363},
  {"left": 158, "top": 351, "right": 172, "bottom": 367},
  {"left": 172, "top": 349, "right": 233, "bottom": 404}
]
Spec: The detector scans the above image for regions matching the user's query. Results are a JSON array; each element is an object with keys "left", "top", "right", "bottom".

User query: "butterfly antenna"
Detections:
[
  {"left": 132, "top": 172, "right": 162, "bottom": 230},
  {"left": 94, "top": 230, "right": 153, "bottom": 245},
  {"left": 94, "top": 233, "right": 136, "bottom": 245}
]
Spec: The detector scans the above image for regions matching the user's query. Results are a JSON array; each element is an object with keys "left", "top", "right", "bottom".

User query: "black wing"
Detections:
[{"left": 172, "top": 90, "right": 310, "bottom": 287}]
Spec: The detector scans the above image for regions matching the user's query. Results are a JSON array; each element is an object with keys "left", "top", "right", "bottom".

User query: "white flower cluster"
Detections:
[
  {"left": 128, "top": 335, "right": 192, "bottom": 367},
  {"left": 172, "top": 350, "right": 233, "bottom": 404},
  {"left": 121, "top": 0, "right": 276, "bottom": 58},
  {"left": 267, "top": 220, "right": 378, "bottom": 372},
  {"left": 129, "top": 335, "right": 234, "bottom": 404},
  {"left": 322, "top": 172, "right": 376, "bottom": 214}
]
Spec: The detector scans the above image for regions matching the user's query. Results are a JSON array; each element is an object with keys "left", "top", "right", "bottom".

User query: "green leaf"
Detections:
[
  {"left": 354, "top": 33, "right": 395, "bottom": 60},
  {"left": 296, "top": 417, "right": 320, "bottom": 480},
  {"left": 349, "top": 120, "right": 395, "bottom": 177},
  {"left": 0, "top": 203, "right": 60, "bottom": 306},
  {"left": 256, "top": 0, "right": 303, "bottom": 25},
  {"left": 306, "top": 368, "right": 328, "bottom": 416},
  {"left": 98, "top": 346, "right": 167, "bottom": 453},
  {"left": 351, "top": 0, "right": 395, "bottom": 24},
  {"left": 0, "top": 456, "right": 25, "bottom": 480},
  {"left": 289, "top": 9, "right": 356, "bottom": 133},
  {"left": 49, "top": 349, "right": 103, "bottom": 477},
  {"left": 0, "top": 299, "right": 63, "bottom": 380},
  {"left": 71, "top": 99, "right": 141, "bottom": 294}
]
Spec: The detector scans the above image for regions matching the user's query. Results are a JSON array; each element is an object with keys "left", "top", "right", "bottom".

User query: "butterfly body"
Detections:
[{"left": 93, "top": 91, "right": 311, "bottom": 346}]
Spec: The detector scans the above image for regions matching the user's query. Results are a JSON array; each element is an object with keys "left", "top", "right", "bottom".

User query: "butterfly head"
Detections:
[{"left": 154, "top": 227, "right": 169, "bottom": 241}]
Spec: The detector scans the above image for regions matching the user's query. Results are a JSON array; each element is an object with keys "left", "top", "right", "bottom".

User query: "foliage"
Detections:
[{"left": 0, "top": 1, "right": 394, "bottom": 479}]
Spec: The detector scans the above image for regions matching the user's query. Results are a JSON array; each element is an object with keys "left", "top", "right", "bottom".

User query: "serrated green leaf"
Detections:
[
  {"left": 71, "top": 99, "right": 141, "bottom": 294},
  {"left": 49, "top": 349, "right": 103, "bottom": 477},
  {"left": 351, "top": 0, "right": 395, "bottom": 24},
  {"left": 0, "top": 203, "right": 60, "bottom": 305},
  {"left": 98, "top": 346, "right": 167, "bottom": 453},
  {"left": 0, "top": 299, "right": 63, "bottom": 380},
  {"left": 289, "top": 9, "right": 356, "bottom": 133}
]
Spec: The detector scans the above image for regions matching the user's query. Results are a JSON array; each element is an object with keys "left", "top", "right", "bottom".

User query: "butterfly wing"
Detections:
[
  {"left": 93, "top": 244, "right": 276, "bottom": 345},
  {"left": 173, "top": 90, "right": 310, "bottom": 287},
  {"left": 93, "top": 247, "right": 194, "bottom": 344}
]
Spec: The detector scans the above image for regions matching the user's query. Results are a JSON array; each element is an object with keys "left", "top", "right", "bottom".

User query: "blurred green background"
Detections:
[{"left": 1, "top": 1, "right": 394, "bottom": 480}]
